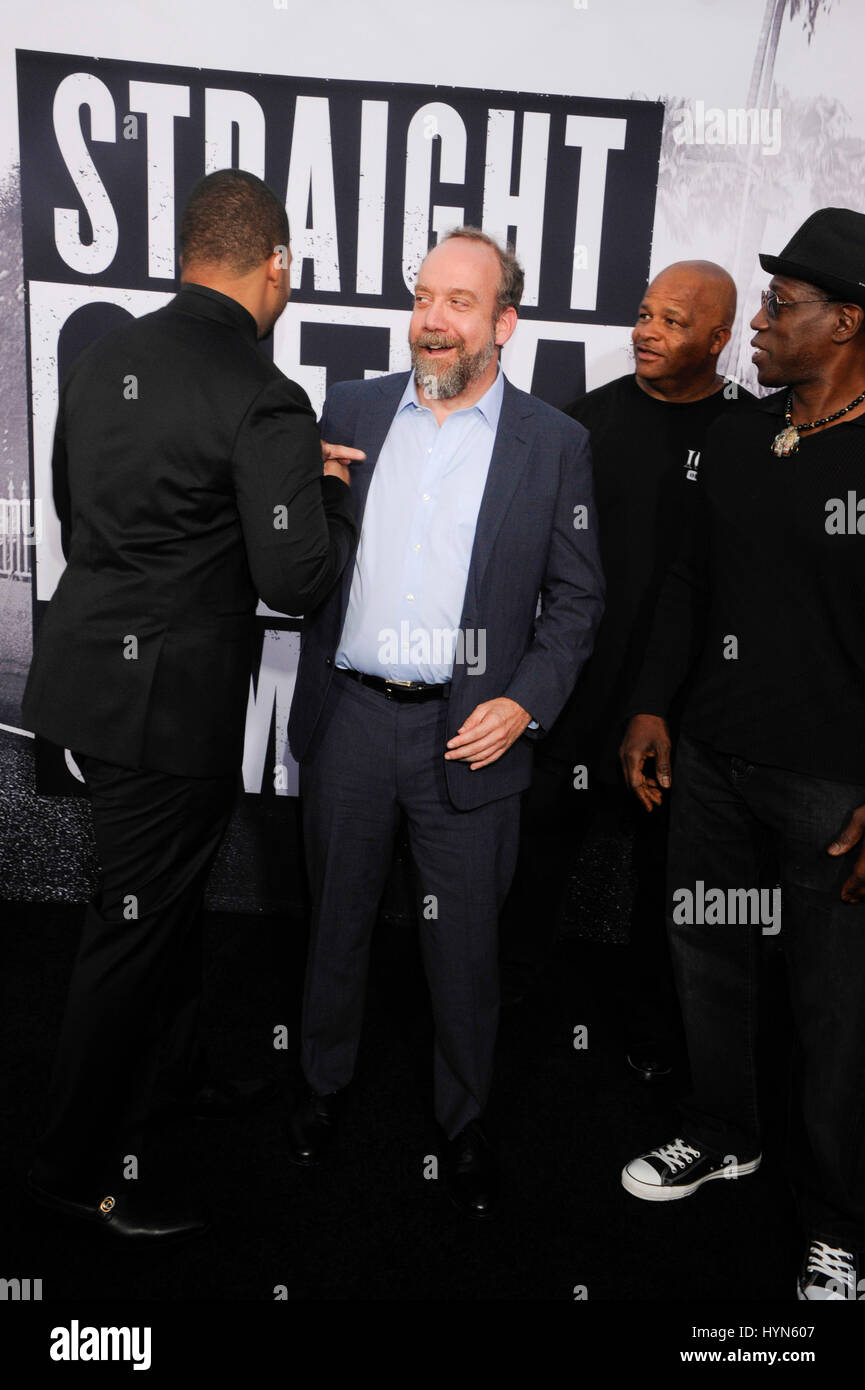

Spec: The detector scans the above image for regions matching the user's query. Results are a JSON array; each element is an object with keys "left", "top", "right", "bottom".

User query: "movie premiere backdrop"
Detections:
[{"left": 2, "top": 0, "right": 864, "bottom": 909}]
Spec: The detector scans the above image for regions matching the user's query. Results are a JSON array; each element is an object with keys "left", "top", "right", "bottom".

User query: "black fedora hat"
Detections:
[{"left": 759, "top": 207, "right": 865, "bottom": 308}]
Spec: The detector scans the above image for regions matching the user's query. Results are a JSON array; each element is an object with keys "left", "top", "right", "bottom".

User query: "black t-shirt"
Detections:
[
  {"left": 631, "top": 390, "right": 865, "bottom": 784},
  {"left": 545, "top": 372, "right": 755, "bottom": 776}
]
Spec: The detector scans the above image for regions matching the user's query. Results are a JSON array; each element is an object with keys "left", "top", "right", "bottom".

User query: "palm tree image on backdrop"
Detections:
[{"left": 650, "top": 0, "right": 861, "bottom": 392}]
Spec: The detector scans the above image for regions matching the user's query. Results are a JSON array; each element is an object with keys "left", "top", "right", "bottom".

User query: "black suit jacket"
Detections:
[
  {"left": 22, "top": 283, "right": 356, "bottom": 777},
  {"left": 287, "top": 371, "right": 605, "bottom": 811}
]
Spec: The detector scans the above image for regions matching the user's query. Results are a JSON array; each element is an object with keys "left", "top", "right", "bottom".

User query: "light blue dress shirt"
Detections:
[{"left": 336, "top": 367, "right": 505, "bottom": 684}]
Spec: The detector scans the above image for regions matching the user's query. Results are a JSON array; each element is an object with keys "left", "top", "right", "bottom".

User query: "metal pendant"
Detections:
[{"left": 771, "top": 424, "right": 800, "bottom": 457}]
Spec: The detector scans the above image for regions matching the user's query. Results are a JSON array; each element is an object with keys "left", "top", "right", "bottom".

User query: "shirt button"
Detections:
[
  {"left": 422, "top": 493, "right": 430, "bottom": 501},
  {"left": 406, "top": 593, "right": 415, "bottom": 601},
  {"left": 413, "top": 543, "right": 421, "bottom": 551}
]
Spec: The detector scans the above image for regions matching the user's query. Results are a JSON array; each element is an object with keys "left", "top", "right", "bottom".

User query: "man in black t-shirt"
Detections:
[
  {"left": 620, "top": 208, "right": 865, "bottom": 1301},
  {"left": 500, "top": 263, "right": 754, "bottom": 1052}
]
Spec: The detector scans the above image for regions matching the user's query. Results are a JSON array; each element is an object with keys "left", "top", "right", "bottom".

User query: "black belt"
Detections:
[{"left": 334, "top": 666, "right": 450, "bottom": 702}]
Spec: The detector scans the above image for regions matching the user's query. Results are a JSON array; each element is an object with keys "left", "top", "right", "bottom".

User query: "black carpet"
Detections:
[{"left": 1, "top": 895, "right": 810, "bottom": 1308}]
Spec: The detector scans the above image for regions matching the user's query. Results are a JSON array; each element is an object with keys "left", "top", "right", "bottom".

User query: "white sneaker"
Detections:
[
  {"left": 797, "top": 1240, "right": 859, "bottom": 1301},
  {"left": 622, "top": 1136, "right": 761, "bottom": 1201}
]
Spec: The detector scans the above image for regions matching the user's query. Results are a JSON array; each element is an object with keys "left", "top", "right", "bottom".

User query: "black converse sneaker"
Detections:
[
  {"left": 621, "top": 1136, "right": 761, "bottom": 1201},
  {"left": 797, "top": 1240, "right": 859, "bottom": 1301}
]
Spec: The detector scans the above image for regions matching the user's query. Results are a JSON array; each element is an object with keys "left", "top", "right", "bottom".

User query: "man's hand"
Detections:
[
  {"left": 619, "top": 714, "right": 672, "bottom": 812},
  {"left": 828, "top": 804, "right": 865, "bottom": 902},
  {"left": 321, "top": 439, "right": 366, "bottom": 486},
  {"left": 444, "top": 697, "right": 531, "bottom": 771}
]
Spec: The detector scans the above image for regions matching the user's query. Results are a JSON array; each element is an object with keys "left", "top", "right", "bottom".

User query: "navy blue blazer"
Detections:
[{"left": 287, "top": 370, "right": 605, "bottom": 811}]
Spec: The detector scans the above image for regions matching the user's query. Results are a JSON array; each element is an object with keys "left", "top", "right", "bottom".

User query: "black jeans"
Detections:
[{"left": 668, "top": 733, "right": 865, "bottom": 1248}]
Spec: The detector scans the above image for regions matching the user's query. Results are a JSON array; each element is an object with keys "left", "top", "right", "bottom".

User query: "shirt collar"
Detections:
[
  {"left": 399, "top": 361, "right": 505, "bottom": 427},
  {"left": 174, "top": 282, "right": 259, "bottom": 342}
]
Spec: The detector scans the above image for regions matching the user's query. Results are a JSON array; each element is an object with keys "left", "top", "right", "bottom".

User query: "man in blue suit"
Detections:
[{"left": 286, "top": 227, "right": 604, "bottom": 1217}]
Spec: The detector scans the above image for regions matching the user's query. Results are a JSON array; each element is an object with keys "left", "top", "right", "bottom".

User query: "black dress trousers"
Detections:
[
  {"left": 299, "top": 672, "right": 521, "bottom": 1140},
  {"left": 31, "top": 753, "right": 237, "bottom": 1200}
]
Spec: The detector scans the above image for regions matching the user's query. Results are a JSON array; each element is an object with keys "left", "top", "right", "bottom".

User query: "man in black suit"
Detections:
[
  {"left": 22, "top": 169, "right": 357, "bottom": 1244},
  {"left": 286, "top": 227, "right": 605, "bottom": 1217}
]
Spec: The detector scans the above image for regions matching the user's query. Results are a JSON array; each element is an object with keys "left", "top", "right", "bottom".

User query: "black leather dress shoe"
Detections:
[
  {"left": 444, "top": 1121, "right": 499, "bottom": 1219},
  {"left": 187, "top": 1076, "right": 281, "bottom": 1119},
  {"left": 150, "top": 1075, "right": 281, "bottom": 1123},
  {"left": 287, "top": 1087, "right": 343, "bottom": 1166},
  {"left": 25, "top": 1173, "right": 208, "bottom": 1247},
  {"left": 626, "top": 1039, "right": 674, "bottom": 1083},
  {"left": 500, "top": 960, "right": 543, "bottom": 1008}
]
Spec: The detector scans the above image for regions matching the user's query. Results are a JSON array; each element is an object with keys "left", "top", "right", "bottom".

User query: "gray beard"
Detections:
[{"left": 410, "top": 337, "right": 496, "bottom": 400}]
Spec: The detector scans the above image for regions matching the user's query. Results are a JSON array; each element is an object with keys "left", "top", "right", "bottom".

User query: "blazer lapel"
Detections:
[
  {"left": 337, "top": 372, "right": 409, "bottom": 617},
  {"left": 461, "top": 379, "right": 535, "bottom": 619}
]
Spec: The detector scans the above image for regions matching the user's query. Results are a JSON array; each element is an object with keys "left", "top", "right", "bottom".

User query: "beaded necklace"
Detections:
[{"left": 771, "top": 387, "right": 865, "bottom": 456}]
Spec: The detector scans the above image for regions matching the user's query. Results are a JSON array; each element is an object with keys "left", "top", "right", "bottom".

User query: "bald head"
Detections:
[
  {"left": 649, "top": 260, "right": 737, "bottom": 326},
  {"left": 633, "top": 260, "right": 738, "bottom": 400}
]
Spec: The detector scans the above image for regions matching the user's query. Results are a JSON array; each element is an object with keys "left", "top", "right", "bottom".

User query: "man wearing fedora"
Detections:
[{"left": 618, "top": 207, "right": 865, "bottom": 1300}]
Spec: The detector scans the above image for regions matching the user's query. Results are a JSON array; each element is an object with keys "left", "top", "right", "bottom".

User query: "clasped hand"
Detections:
[
  {"left": 321, "top": 439, "right": 365, "bottom": 483},
  {"left": 620, "top": 713, "right": 865, "bottom": 903}
]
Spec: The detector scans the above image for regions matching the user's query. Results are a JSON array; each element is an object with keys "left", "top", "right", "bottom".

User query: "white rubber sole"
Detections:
[
  {"left": 621, "top": 1154, "right": 761, "bottom": 1202},
  {"left": 797, "top": 1277, "right": 856, "bottom": 1301},
  {"left": 796, "top": 1283, "right": 852, "bottom": 1301}
]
